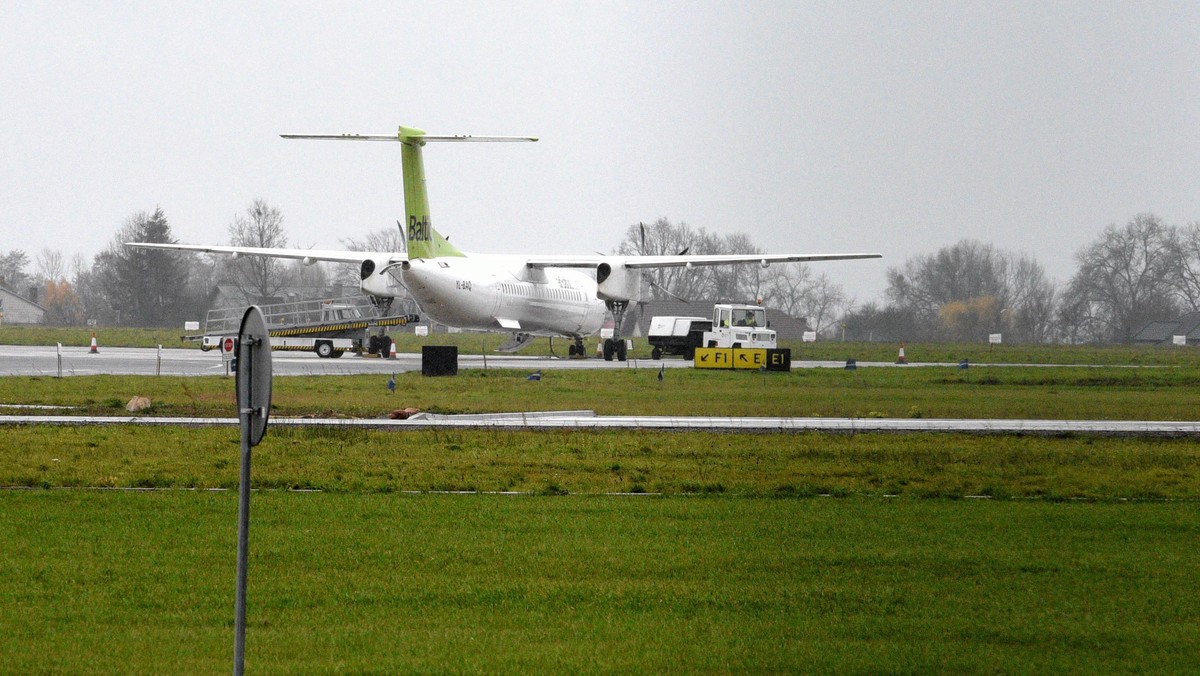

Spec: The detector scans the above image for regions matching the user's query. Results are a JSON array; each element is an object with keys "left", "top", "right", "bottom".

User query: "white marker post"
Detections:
[{"left": 233, "top": 307, "right": 272, "bottom": 676}]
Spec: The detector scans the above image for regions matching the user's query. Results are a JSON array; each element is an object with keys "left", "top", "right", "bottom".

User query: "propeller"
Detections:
[
  {"left": 639, "top": 222, "right": 691, "bottom": 303},
  {"left": 627, "top": 222, "right": 692, "bottom": 337}
]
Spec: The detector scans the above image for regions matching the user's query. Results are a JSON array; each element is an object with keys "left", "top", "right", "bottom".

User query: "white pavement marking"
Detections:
[{"left": 1, "top": 413, "right": 1198, "bottom": 436}]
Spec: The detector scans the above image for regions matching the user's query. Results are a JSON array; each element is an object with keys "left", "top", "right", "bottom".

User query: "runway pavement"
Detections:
[
  {"left": 0, "top": 344, "right": 690, "bottom": 377},
  {"left": 0, "top": 344, "right": 921, "bottom": 377}
]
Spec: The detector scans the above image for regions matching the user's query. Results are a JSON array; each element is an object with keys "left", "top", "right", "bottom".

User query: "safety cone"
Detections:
[
  {"left": 596, "top": 342, "right": 603, "bottom": 358},
  {"left": 89, "top": 332, "right": 99, "bottom": 354},
  {"left": 388, "top": 340, "right": 398, "bottom": 359},
  {"left": 895, "top": 342, "right": 907, "bottom": 364}
]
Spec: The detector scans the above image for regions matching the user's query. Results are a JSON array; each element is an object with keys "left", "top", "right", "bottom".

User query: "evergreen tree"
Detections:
[{"left": 93, "top": 207, "right": 190, "bottom": 326}]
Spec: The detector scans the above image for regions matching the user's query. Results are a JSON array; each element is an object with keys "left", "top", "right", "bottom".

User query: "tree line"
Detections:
[{"left": 1, "top": 207, "right": 1194, "bottom": 344}]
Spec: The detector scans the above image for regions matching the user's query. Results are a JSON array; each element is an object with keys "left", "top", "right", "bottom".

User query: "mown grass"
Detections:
[
  {"left": 3, "top": 361, "right": 1200, "bottom": 671},
  {"left": 1, "top": 492, "right": 1197, "bottom": 673},
  {"left": 3, "top": 425, "right": 1200, "bottom": 500},
  {"left": 5, "top": 366, "right": 1200, "bottom": 420}
]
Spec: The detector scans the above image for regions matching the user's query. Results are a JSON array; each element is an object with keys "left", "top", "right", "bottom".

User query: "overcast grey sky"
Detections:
[{"left": 2, "top": 1, "right": 1197, "bottom": 302}]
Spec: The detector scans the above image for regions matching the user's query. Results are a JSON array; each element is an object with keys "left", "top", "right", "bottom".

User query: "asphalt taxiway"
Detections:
[{"left": 0, "top": 344, "right": 911, "bottom": 377}]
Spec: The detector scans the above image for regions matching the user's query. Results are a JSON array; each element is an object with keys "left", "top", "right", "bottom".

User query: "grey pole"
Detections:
[
  {"left": 233, "top": 338, "right": 255, "bottom": 676},
  {"left": 233, "top": 404, "right": 252, "bottom": 675},
  {"left": 231, "top": 307, "right": 271, "bottom": 676}
]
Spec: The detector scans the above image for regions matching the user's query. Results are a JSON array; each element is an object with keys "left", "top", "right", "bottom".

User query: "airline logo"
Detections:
[{"left": 408, "top": 215, "right": 432, "bottom": 242}]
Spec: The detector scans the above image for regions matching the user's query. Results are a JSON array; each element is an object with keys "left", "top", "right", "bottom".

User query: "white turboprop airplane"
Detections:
[{"left": 128, "top": 125, "right": 881, "bottom": 360}]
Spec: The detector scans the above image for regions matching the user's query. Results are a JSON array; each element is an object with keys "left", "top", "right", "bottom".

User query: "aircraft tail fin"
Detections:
[{"left": 283, "top": 126, "right": 536, "bottom": 260}]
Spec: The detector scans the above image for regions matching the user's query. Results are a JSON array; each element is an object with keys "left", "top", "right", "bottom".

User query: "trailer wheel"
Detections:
[
  {"left": 651, "top": 347, "right": 663, "bottom": 360},
  {"left": 315, "top": 341, "right": 335, "bottom": 358},
  {"left": 330, "top": 349, "right": 344, "bottom": 359}
]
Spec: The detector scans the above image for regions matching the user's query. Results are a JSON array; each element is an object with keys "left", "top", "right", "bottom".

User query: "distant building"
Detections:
[
  {"left": 0, "top": 284, "right": 46, "bottom": 325},
  {"left": 1132, "top": 311, "right": 1200, "bottom": 345}
]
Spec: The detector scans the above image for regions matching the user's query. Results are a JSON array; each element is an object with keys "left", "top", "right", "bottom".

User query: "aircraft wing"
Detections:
[
  {"left": 124, "top": 242, "right": 397, "bottom": 265},
  {"left": 525, "top": 252, "right": 882, "bottom": 269}
]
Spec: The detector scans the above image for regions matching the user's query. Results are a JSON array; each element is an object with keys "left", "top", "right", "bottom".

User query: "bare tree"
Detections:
[
  {"left": 764, "top": 266, "right": 851, "bottom": 336},
  {"left": 801, "top": 272, "right": 852, "bottom": 337},
  {"left": 226, "top": 199, "right": 288, "bottom": 303},
  {"left": 763, "top": 264, "right": 813, "bottom": 316},
  {"left": 35, "top": 248, "right": 66, "bottom": 284},
  {"left": 1004, "top": 253, "right": 1057, "bottom": 343},
  {"left": 1167, "top": 221, "right": 1200, "bottom": 311},
  {"left": 887, "top": 240, "right": 1009, "bottom": 329},
  {"left": 616, "top": 218, "right": 707, "bottom": 300},
  {"left": 1058, "top": 213, "right": 1178, "bottom": 342},
  {"left": 339, "top": 225, "right": 406, "bottom": 254},
  {"left": 332, "top": 225, "right": 407, "bottom": 287},
  {"left": 885, "top": 239, "right": 1057, "bottom": 343}
]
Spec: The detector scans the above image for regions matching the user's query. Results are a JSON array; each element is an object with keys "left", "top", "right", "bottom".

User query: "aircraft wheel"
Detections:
[
  {"left": 568, "top": 343, "right": 578, "bottom": 357},
  {"left": 617, "top": 340, "right": 628, "bottom": 361},
  {"left": 602, "top": 339, "right": 615, "bottom": 361}
]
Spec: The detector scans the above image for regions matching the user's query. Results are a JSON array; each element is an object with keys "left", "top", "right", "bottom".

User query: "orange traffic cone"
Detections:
[
  {"left": 388, "top": 340, "right": 398, "bottom": 359},
  {"left": 896, "top": 342, "right": 907, "bottom": 364},
  {"left": 89, "top": 332, "right": 99, "bottom": 354}
]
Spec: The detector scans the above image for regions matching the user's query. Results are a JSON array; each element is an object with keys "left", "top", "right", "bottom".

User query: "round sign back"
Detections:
[{"left": 234, "top": 306, "right": 272, "bottom": 446}]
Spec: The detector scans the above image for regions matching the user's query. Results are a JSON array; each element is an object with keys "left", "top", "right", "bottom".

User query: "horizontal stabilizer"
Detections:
[{"left": 282, "top": 132, "right": 537, "bottom": 143}]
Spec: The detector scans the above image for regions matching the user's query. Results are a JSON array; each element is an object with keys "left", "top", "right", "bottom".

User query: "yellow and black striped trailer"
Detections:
[{"left": 202, "top": 313, "right": 420, "bottom": 358}]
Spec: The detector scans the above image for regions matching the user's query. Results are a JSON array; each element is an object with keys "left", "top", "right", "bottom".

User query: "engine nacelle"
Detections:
[
  {"left": 359, "top": 258, "right": 404, "bottom": 298},
  {"left": 596, "top": 262, "right": 643, "bottom": 303}
]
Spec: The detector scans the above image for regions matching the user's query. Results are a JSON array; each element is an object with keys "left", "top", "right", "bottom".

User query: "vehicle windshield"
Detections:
[{"left": 735, "top": 308, "right": 765, "bottom": 327}]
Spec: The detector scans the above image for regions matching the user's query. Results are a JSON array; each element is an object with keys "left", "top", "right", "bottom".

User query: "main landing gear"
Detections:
[
  {"left": 601, "top": 338, "right": 628, "bottom": 362},
  {"left": 602, "top": 299, "right": 631, "bottom": 362}
]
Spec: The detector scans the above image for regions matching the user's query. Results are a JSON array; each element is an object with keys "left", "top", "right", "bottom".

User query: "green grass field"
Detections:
[
  {"left": 3, "top": 492, "right": 1197, "bottom": 673},
  {"left": 3, "top": 362, "right": 1200, "bottom": 671},
  {"left": 7, "top": 365, "right": 1200, "bottom": 420}
]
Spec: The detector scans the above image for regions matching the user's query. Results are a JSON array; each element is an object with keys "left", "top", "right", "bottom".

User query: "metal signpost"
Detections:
[{"left": 233, "top": 307, "right": 272, "bottom": 676}]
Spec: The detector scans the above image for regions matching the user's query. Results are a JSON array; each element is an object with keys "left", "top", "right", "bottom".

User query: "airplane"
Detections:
[{"left": 128, "top": 125, "right": 881, "bottom": 361}]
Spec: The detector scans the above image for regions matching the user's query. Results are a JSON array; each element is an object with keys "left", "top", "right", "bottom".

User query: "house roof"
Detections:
[
  {"left": 1132, "top": 311, "right": 1200, "bottom": 343},
  {"left": 0, "top": 284, "right": 46, "bottom": 311}
]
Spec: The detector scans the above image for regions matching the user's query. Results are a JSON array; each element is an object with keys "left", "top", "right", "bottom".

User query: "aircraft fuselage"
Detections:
[{"left": 400, "top": 253, "right": 607, "bottom": 337}]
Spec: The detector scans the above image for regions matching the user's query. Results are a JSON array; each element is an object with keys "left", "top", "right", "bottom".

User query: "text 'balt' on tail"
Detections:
[{"left": 282, "top": 125, "right": 537, "bottom": 261}]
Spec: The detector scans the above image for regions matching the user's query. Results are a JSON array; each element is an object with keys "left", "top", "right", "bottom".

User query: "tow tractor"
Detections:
[
  {"left": 190, "top": 296, "right": 420, "bottom": 358},
  {"left": 648, "top": 304, "right": 776, "bottom": 359}
]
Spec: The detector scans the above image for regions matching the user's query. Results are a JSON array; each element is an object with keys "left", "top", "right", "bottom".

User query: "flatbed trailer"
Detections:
[{"left": 190, "top": 296, "right": 420, "bottom": 358}]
